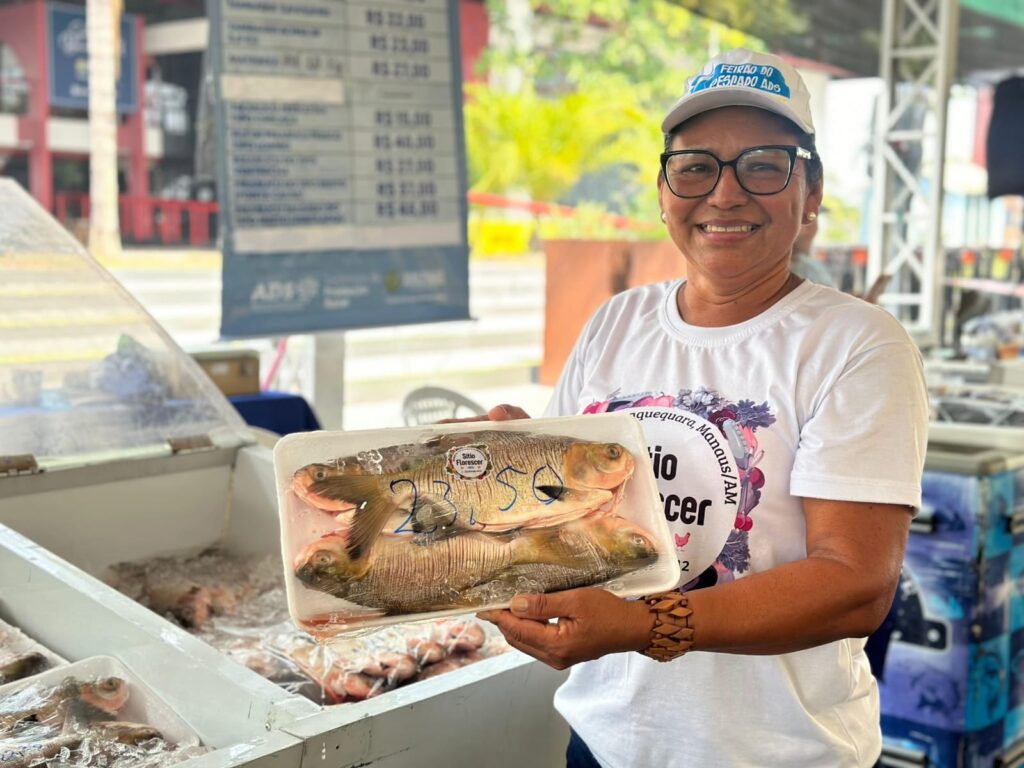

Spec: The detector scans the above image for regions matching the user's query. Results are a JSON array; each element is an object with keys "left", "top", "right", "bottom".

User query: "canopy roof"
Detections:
[{"left": 692, "top": 0, "right": 1024, "bottom": 82}]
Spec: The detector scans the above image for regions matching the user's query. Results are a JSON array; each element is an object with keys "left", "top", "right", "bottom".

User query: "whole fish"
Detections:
[
  {"left": 0, "top": 652, "right": 48, "bottom": 686},
  {"left": 0, "top": 676, "right": 128, "bottom": 733},
  {"left": 292, "top": 430, "right": 635, "bottom": 563},
  {"left": 293, "top": 515, "right": 658, "bottom": 615},
  {"left": 2, "top": 720, "right": 162, "bottom": 768}
]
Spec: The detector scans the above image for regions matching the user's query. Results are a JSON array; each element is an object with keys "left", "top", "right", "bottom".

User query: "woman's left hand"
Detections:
[{"left": 478, "top": 588, "right": 654, "bottom": 670}]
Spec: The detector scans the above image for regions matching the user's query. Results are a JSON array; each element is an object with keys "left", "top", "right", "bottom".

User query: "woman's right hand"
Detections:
[{"left": 439, "top": 404, "right": 531, "bottom": 424}]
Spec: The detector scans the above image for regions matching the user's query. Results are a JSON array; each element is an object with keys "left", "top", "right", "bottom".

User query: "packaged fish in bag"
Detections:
[
  {"left": 0, "top": 619, "right": 67, "bottom": 687},
  {"left": 274, "top": 412, "right": 680, "bottom": 636},
  {"left": 0, "top": 655, "right": 205, "bottom": 767},
  {"left": 265, "top": 617, "right": 504, "bottom": 703}
]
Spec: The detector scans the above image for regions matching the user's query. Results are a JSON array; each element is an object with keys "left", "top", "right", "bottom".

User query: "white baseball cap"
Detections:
[{"left": 662, "top": 49, "right": 815, "bottom": 135}]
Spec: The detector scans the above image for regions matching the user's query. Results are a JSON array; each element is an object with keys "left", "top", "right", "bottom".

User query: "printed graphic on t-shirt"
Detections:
[{"left": 583, "top": 387, "right": 776, "bottom": 589}]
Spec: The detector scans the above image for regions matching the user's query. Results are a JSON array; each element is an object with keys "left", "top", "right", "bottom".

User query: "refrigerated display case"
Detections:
[
  {"left": 0, "top": 179, "right": 570, "bottom": 767},
  {"left": 878, "top": 423, "right": 1024, "bottom": 767}
]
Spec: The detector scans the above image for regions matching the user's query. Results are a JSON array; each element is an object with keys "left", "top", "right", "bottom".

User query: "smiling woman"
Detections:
[
  {"left": 658, "top": 105, "right": 824, "bottom": 317},
  {"left": 475, "top": 47, "right": 930, "bottom": 768}
]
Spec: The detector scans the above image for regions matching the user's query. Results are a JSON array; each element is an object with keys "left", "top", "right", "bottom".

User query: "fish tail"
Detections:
[{"left": 308, "top": 474, "right": 407, "bottom": 563}]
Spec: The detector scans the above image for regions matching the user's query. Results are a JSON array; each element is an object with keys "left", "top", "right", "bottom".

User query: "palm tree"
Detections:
[
  {"left": 463, "top": 82, "right": 658, "bottom": 204},
  {"left": 86, "top": 0, "right": 122, "bottom": 261}
]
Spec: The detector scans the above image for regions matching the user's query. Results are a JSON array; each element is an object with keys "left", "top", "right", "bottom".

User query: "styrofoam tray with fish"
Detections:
[
  {"left": 0, "top": 617, "right": 68, "bottom": 685},
  {"left": 274, "top": 412, "right": 680, "bottom": 635},
  {"left": 0, "top": 654, "right": 201, "bottom": 748}
]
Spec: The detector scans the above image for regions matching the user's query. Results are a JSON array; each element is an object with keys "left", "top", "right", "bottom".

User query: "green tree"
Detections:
[
  {"left": 667, "top": 0, "right": 806, "bottom": 39},
  {"left": 471, "top": 0, "right": 790, "bottom": 220},
  {"left": 463, "top": 82, "right": 657, "bottom": 203},
  {"left": 482, "top": 0, "right": 790, "bottom": 110}
]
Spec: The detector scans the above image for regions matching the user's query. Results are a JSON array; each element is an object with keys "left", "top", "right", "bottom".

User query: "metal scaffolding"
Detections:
[{"left": 868, "top": 0, "right": 960, "bottom": 345}]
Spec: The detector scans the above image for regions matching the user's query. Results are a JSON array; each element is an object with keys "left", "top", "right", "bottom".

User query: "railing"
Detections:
[
  {"left": 53, "top": 192, "right": 219, "bottom": 247},
  {"left": 808, "top": 244, "right": 870, "bottom": 294},
  {"left": 467, "top": 190, "right": 657, "bottom": 232}
]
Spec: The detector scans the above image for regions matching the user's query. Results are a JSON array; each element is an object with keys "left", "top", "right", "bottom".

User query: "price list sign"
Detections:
[{"left": 210, "top": 0, "right": 470, "bottom": 337}]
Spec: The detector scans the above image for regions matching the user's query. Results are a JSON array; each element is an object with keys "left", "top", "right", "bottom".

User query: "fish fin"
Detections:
[
  {"left": 308, "top": 475, "right": 405, "bottom": 562},
  {"left": 536, "top": 486, "right": 612, "bottom": 510},
  {"left": 479, "top": 527, "right": 524, "bottom": 543},
  {"left": 535, "top": 484, "right": 566, "bottom": 502}
]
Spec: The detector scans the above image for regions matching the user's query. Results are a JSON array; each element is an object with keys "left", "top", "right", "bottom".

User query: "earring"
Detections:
[
  {"left": 805, "top": 212, "right": 818, "bottom": 222},
  {"left": 660, "top": 211, "right": 667, "bottom": 223}
]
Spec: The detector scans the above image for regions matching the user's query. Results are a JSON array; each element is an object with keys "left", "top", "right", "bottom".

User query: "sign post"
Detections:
[{"left": 209, "top": 0, "right": 471, "bottom": 339}]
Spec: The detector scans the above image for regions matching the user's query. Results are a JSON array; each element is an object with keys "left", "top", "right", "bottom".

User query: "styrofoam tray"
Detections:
[
  {"left": 274, "top": 413, "right": 680, "bottom": 634},
  {"left": 0, "top": 616, "right": 68, "bottom": 679},
  {"left": 0, "top": 654, "right": 201, "bottom": 748}
]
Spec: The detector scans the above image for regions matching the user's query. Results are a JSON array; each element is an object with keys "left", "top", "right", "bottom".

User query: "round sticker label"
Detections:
[
  {"left": 625, "top": 407, "right": 742, "bottom": 587},
  {"left": 445, "top": 444, "right": 491, "bottom": 480}
]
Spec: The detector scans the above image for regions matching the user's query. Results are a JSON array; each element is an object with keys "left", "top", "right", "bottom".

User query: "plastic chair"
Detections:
[{"left": 401, "top": 386, "right": 486, "bottom": 426}]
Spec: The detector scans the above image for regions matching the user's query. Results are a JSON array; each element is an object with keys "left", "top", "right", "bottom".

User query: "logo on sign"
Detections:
[
  {"left": 625, "top": 407, "right": 741, "bottom": 585},
  {"left": 58, "top": 19, "right": 87, "bottom": 57},
  {"left": 446, "top": 445, "right": 491, "bottom": 480},
  {"left": 250, "top": 277, "right": 320, "bottom": 307},
  {"left": 690, "top": 63, "right": 791, "bottom": 99}
]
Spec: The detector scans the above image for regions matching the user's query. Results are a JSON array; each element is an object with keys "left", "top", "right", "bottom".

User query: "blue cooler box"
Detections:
[{"left": 878, "top": 435, "right": 1024, "bottom": 767}]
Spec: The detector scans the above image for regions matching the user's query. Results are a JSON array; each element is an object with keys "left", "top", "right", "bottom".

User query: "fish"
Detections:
[
  {"left": 2, "top": 720, "right": 162, "bottom": 768},
  {"left": 432, "top": 621, "right": 486, "bottom": 653},
  {"left": 85, "top": 719, "right": 163, "bottom": 744},
  {"left": 407, "top": 639, "right": 446, "bottom": 665},
  {"left": 144, "top": 580, "right": 213, "bottom": 629},
  {"left": 330, "top": 671, "right": 387, "bottom": 702},
  {"left": 457, "top": 515, "right": 662, "bottom": 603},
  {"left": 292, "top": 430, "right": 635, "bottom": 564},
  {"left": 294, "top": 527, "right": 580, "bottom": 614},
  {"left": 358, "top": 652, "right": 418, "bottom": 683},
  {"left": 413, "top": 651, "right": 483, "bottom": 683},
  {"left": 0, "top": 653, "right": 49, "bottom": 686},
  {"left": 0, "top": 677, "right": 129, "bottom": 733},
  {"left": 293, "top": 515, "right": 658, "bottom": 616}
]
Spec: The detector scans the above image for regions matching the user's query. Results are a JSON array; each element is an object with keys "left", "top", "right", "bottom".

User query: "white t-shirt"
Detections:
[{"left": 545, "top": 279, "right": 928, "bottom": 768}]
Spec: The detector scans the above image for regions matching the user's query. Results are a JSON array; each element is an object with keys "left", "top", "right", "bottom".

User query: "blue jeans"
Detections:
[{"left": 566, "top": 729, "right": 602, "bottom": 768}]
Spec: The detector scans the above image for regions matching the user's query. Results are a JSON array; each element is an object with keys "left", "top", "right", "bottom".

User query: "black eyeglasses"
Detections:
[{"left": 660, "top": 145, "right": 816, "bottom": 199}]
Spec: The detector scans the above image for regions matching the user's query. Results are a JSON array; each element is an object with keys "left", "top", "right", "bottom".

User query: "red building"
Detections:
[{"left": 0, "top": 0, "right": 489, "bottom": 246}]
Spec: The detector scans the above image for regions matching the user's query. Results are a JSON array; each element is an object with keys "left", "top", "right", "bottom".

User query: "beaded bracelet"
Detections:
[{"left": 639, "top": 592, "right": 694, "bottom": 662}]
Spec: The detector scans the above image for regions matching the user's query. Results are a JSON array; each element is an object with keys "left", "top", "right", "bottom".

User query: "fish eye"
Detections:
[
  {"left": 98, "top": 679, "right": 120, "bottom": 692},
  {"left": 632, "top": 535, "right": 645, "bottom": 546},
  {"left": 313, "top": 550, "right": 334, "bottom": 567},
  {"left": 607, "top": 445, "right": 621, "bottom": 459},
  {"left": 314, "top": 469, "right": 327, "bottom": 481}
]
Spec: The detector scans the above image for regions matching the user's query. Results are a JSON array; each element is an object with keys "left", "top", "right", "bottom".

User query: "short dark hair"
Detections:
[{"left": 663, "top": 108, "right": 823, "bottom": 185}]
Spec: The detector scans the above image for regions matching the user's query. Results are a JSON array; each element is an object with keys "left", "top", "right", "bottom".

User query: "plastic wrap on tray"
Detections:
[
  {"left": 274, "top": 413, "right": 680, "bottom": 636},
  {"left": 106, "top": 549, "right": 507, "bottom": 705},
  {"left": 257, "top": 617, "right": 505, "bottom": 704},
  {"left": 0, "top": 656, "right": 207, "bottom": 767},
  {"left": 0, "top": 618, "right": 67, "bottom": 686}
]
